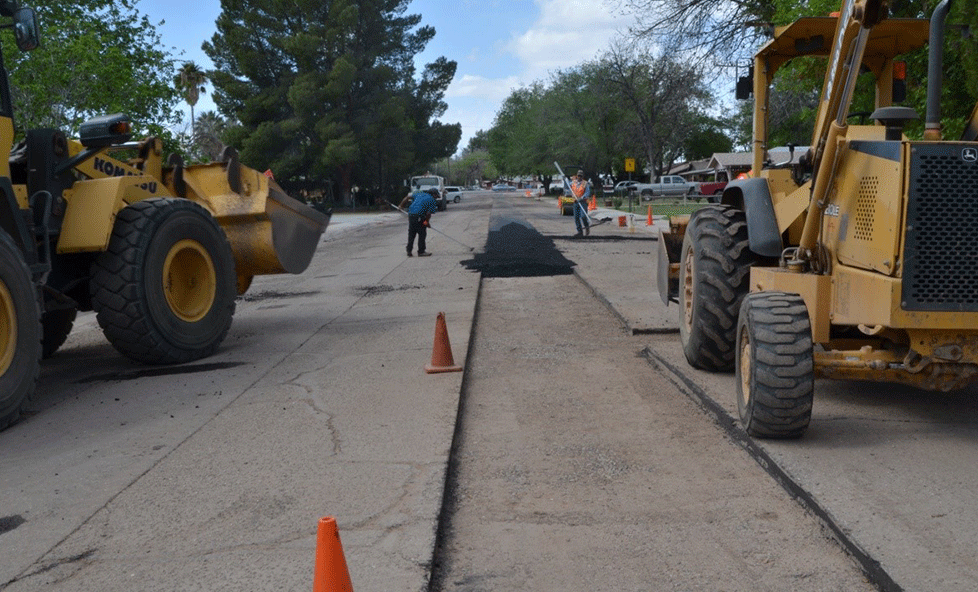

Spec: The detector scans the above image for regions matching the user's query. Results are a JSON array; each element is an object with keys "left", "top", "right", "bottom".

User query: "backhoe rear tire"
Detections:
[
  {"left": 91, "top": 198, "right": 236, "bottom": 365},
  {"left": 0, "top": 229, "right": 41, "bottom": 431},
  {"left": 679, "top": 205, "right": 757, "bottom": 371},
  {"left": 736, "top": 292, "right": 814, "bottom": 438}
]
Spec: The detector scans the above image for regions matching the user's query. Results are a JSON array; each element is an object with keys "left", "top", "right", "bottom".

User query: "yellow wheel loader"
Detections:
[
  {"left": 657, "top": 0, "right": 976, "bottom": 437},
  {"left": 0, "top": 2, "right": 329, "bottom": 430}
]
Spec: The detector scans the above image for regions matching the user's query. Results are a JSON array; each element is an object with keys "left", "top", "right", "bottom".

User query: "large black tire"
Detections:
[
  {"left": 0, "top": 229, "right": 41, "bottom": 430},
  {"left": 736, "top": 292, "right": 814, "bottom": 438},
  {"left": 90, "top": 198, "right": 237, "bottom": 365},
  {"left": 679, "top": 205, "right": 758, "bottom": 371},
  {"left": 41, "top": 306, "right": 77, "bottom": 359}
]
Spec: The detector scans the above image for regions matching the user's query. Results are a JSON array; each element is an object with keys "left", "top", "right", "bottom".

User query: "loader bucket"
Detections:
[{"left": 172, "top": 157, "right": 330, "bottom": 292}]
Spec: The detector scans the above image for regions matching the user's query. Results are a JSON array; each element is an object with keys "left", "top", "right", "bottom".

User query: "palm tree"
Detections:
[
  {"left": 195, "top": 110, "right": 226, "bottom": 162},
  {"left": 175, "top": 61, "right": 208, "bottom": 145}
]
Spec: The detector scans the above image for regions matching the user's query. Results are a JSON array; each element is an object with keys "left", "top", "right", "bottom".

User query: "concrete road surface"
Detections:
[{"left": 2, "top": 191, "right": 977, "bottom": 591}]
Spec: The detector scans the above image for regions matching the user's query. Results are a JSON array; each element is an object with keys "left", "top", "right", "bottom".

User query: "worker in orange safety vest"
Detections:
[{"left": 569, "top": 170, "right": 591, "bottom": 237}]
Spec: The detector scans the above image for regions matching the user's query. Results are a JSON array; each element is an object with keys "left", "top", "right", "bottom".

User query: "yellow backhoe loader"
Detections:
[
  {"left": 657, "top": 0, "right": 977, "bottom": 437},
  {"left": 0, "top": 2, "right": 329, "bottom": 430}
]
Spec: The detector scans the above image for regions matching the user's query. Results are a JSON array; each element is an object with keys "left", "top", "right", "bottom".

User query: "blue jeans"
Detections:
[{"left": 574, "top": 201, "right": 590, "bottom": 232}]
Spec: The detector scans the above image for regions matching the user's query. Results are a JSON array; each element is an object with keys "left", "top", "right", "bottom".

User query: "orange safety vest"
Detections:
[{"left": 570, "top": 179, "right": 587, "bottom": 199}]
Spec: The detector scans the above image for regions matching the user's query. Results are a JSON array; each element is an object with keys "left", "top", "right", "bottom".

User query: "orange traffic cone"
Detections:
[
  {"left": 588, "top": 195, "right": 597, "bottom": 211},
  {"left": 646, "top": 205, "right": 653, "bottom": 226},
  {"left": 425, "top": 312, "right": 463, "bottom": 373},
  {"left": 313, "top": 517, "right": 354, "bottom": 592}
]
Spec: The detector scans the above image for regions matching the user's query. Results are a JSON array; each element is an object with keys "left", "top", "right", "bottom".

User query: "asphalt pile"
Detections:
[{"left": 462, "top": 221, "right": 574, "bottom": 278}]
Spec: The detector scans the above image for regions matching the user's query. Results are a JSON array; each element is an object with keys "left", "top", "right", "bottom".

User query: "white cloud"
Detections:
[
  {"left": 445, "top": 0, "right": 633, "bottom": 153},
  {"left": 447, "top": 74, "right": 522, "bottom": 102},
  {"left": 509, "top": 0, "right": 631, "bottom": 82}
]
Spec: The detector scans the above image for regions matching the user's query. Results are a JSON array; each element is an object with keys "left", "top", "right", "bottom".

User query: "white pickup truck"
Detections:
[{"left": 631, "top": 175, "right": 696, "bottom": 199}]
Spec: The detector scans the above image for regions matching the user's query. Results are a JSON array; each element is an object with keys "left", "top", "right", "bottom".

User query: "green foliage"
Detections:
[
  {"left": 4, "top": 0, "right": 181, "bottom": 136},
  {"left": 683, "top": 115, "right": 735, "bottom": 160},
  {"left": 596, "top": 45, "right": 712, "bottom": 177},
  {"left": 204, "top": 0, "right": 460, "bottom": 202},
  {"left": 486, "top": 48, "right": 713, "bottom": 186},
  {"left": 755, "top": 0, "right": 978, "bottom": 145}
]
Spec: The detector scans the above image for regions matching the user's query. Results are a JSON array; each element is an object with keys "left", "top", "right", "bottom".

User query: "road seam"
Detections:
[{"left": 642, "top": 345, "right": 903, "bottom": 592}]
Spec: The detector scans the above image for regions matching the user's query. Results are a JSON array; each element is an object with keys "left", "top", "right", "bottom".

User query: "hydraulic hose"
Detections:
[{"left": 925, "top": 0, "right": 954, "bottom": 140}]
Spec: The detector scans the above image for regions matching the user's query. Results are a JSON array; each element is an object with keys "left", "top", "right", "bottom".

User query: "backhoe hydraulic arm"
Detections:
[{"left": 794, "top": 0, "right": 889, "bottom": 267}]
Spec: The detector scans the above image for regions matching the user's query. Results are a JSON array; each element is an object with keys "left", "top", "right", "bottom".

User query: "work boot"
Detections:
[
  {"left": 572, "top": 231, "right": 583, "bottom": 238},
  {"left": 418, "top": 251, "right": 432, "bottom": 257},
  {"left": 407, "top": 250, "right": 413, "bottom": 257},
  {"left": 584, "top": 226, "right": 590, "bottom": 236}
]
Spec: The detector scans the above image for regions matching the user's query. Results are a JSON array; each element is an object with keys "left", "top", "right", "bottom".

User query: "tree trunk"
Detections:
[{"left": 339, "top": 163, "right": 353, "bottom": 207}]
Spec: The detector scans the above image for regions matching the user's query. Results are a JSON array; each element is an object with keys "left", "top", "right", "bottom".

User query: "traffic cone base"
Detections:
[
  {"left": 313, "top": 517, "right": 354, "bottom": 592},
  {"left": 426, "top": 312, "right": 463, "bottom": 373}
]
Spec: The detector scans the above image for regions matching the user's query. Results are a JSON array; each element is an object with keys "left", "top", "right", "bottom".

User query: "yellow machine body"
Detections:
[
  {"left": 52, "top": 138, "right": 329, "bottom": 293},
  {"left": 657, "top": 1, "right": 978, "bottom": 392}
]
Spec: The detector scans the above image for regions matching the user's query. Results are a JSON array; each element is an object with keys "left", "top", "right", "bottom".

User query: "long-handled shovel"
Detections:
[
  {"left": 387, "top": 201, "right": 476, "bottom": 251},
  {"left": 553, "top": 162, "right": 613, "bottom": 227}
]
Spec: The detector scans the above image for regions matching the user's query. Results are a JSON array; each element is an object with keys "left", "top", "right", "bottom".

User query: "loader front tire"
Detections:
[
  {"left": 736, "top": 292, "right": 813, "bottom": 438},
  {"left": 679, "top": 205, "right": 757, "bottom": 371},
  {"left": 91, "top": 198, "right": 236, "bottom": 365},
  {"left": 0, "top": 229, "right": 41, "bottom": 431}
]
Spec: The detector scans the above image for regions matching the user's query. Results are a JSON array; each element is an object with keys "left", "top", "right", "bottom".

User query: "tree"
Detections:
[
  {"left": 620, "top": 0, "right": 978, "bottom": 147},
  {"left": 683, "top": 115, "right": 735, "bottom": 160},
  {"left": 453, "top": 148, "right": 496, "bottom": 186},
  {"left": 615, "top": 0, "right": 777, "bottom": 62},
  {"left": 194, "top": 110, "right": 228, "bottom": 162},
  {"left": 4, "top": 0, "right": 181, "bottom": 139},
  {"left": 486, "top": 60, "right": 643, "bottom": 191},
  {"left": 204, "top": 0, "right": 460, "bottom": 204},
  {"left": 602, "top": 42, "right": 711, "bottom": 177},
  {"left": 466, "top": 130, "right": 490, "bottom": 152},
  {"left": 175, "top": 61, "right": 208, "bottom": 150}
]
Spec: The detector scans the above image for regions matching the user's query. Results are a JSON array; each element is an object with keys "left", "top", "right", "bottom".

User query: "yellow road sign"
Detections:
[{"left": 625, "top": 158, "right": 635, "bottom": 172}]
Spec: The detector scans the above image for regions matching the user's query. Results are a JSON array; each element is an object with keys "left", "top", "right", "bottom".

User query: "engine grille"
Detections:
[{"left": 903, "top": 143, "right": 978, "bottom": 311}]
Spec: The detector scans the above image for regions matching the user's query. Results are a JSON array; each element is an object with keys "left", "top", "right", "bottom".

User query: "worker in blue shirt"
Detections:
[{"left": 399, "top": 189, "right": 438, "bottom": 257}]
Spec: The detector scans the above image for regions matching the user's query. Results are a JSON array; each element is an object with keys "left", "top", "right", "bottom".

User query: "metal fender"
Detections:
[
  {"left": 721, "top": 179, "right": 782, "bottom": 258},
  {"left": 56, "top": 177, "right": 149, "bottom": 253}
]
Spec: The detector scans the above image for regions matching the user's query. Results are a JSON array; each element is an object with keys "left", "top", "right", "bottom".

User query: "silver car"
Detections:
[{"left": 445, "top": 186, "right": 463, "bottom": 203}]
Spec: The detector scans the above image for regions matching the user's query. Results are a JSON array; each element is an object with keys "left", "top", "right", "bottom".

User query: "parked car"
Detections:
[
  {"left": 697, "top": 181, "right": 728, "bottom": 197},
  {"left": 492, "top": 184, "right": 517, "bottom": 192},
  {"left": 631, "top": 175, "right": 696, "bottom": 199},
  {"left": 613, "top": 180, "right": 639, "bottom": 195},
  {"left": 445, "top": 185, "right": 463, "bottom": 203}
]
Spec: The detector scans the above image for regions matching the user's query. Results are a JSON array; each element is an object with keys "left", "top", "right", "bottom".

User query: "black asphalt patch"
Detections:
[
  {"left": 462, "top": 221, "right": 574, "bottom": 278},
  {"left": 77, "top": 362, "right": 247, "bottom": 383},
  {"left": 358, "top": 284, "right": 424, "bottom": 296},
  {"left": 0, "top": 514, "right": 25, "bottom": 536},
  {"left": 238, "top": 290, "right": 321, "bottom": 302}
]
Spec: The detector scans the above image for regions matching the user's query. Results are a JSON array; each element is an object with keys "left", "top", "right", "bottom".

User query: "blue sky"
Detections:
[{"left": 140, "top": 0, "right": 634, "bottom": 153}]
